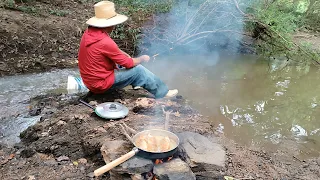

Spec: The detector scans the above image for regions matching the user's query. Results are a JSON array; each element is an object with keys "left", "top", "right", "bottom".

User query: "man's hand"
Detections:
[
  {"left": 133, "top": 55, "right": 150, "bottom": 66},
  {"left": 140, "top": 55, "right": 150, "bottom": 62}
]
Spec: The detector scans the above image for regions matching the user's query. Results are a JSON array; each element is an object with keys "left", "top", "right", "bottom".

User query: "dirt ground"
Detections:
[
  {"left": 0, "top": 89, "right": 319, "bottom": 180},
  {"left": 0, "top": 0, "right": 142, "bottom": 77}
]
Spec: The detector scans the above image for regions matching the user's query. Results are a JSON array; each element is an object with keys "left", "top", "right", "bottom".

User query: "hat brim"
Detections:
[{"left": 86, "top": 14, "right": 128, "bottom": 28}]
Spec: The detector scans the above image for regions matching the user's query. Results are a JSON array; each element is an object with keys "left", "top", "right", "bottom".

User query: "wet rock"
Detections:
[
  {"left": 29, "top": 107, "right": 42, "bottom": 116},
  {"left": 20, "top": 148, "right": 36, "bottom": 158},
  {"left": 153, "top": 158, "right": 196, "bottom": 180},
  {"left": 14, "top": 143, "right": 24, "bottom": 149},
  {"left": 177, "top": 132, "right": 226, "bottom": 178},
  {"left": 20, "top": 125, "right": 42, "bottom": 144},
  {"left": 113, "top": 156, "right": 153, "bottom": 174}
]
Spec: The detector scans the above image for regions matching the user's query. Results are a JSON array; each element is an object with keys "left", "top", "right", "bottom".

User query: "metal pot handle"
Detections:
[{"left": 79, "top": 99, "right": 95, "bottom": 110}]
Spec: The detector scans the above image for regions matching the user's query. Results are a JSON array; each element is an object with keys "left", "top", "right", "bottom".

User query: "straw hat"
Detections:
[{"left": 86, "top": 1, "right": 128, "bottom": 28}]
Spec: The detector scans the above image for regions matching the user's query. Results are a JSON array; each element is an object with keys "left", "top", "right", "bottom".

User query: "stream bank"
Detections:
[{"left": 0, "top": 89, "right": 319, "bottom": 179}]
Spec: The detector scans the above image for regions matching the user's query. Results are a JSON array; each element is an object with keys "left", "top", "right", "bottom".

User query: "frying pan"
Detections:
[
  {"left": 94, "top": 129, "right": 180, "bottom": 177},
  {"left": 79, "top": 99, "right": 129, "bottom": 120}
]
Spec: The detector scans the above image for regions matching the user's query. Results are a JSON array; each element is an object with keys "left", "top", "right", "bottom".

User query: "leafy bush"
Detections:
[{"left": 247, "top": 0, "right": 320, "bottom": 65}]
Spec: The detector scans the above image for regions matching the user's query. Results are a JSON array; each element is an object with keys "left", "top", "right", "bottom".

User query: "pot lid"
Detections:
[{"left": 95, "top": 102, "right": 129, "bottom": 119}]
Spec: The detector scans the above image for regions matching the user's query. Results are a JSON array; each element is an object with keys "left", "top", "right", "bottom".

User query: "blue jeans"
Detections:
[{"left": 110, "top": 65, "right": 169, "bottom": 99}]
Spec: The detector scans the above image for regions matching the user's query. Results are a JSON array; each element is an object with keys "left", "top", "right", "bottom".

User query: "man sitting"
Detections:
[{"left": 78, "top": 1, "right": 178, "bottom": 99}]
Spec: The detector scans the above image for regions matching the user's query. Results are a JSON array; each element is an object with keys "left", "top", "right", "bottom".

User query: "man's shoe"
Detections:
[{"left": 165, "top": 89, "right": 178, "bottom": 98}]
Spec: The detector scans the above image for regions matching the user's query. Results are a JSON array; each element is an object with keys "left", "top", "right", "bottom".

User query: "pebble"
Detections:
[
  {"left": 302, "top": 163, "right": 309, "bottom": 168},
  {"left": 87, "top": 172, "right": 95, "bottom": 178},
  {"left": 78, "top": 158, "right": 87, "bottom": 164},
  {"left": 56, "top": 155, "right": 70, "bottom": 162},
  {"left": 57, "top": 120, "right": 67, "bottom": 125}
]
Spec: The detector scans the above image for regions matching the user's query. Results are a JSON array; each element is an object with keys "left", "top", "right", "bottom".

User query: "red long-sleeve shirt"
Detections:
[{"left": 78, "top": 28, "right": 134, "bottom": 93}]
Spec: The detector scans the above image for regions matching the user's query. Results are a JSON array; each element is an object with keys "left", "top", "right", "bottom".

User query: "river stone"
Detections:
[
  {"left": 177, "top": 132, "right": 226, "bottom": 176},
  {"left": 100, "top": 140, "right": 131, "bottom": 163},
  {"left": 153, "top": 158, "right": 196, "bottom": 180},
  {"left": 113, "top": 156, "right": 153, "bottom": 174}
]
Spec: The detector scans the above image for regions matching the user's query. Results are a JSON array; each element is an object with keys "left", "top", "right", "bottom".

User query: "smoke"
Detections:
[{"left": 138, "top": 0, "right": 250, "bottom": 58}]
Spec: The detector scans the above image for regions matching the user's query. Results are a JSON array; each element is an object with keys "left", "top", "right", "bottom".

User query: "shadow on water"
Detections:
[{"left": 145, "top": 53, "right": 320, "bottom": 158}]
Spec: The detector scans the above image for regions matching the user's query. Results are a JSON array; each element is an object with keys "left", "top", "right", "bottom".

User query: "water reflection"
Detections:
[{"left": 145, "top": 54, "right": 320, "bottom": 157}]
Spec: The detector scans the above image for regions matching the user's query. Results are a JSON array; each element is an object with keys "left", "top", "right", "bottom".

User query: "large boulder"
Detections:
[{"left": 177, "top": 132, "right": 226, "bottom": 178}]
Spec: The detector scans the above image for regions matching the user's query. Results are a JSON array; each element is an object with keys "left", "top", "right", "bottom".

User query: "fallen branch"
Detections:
[{"left": 119, "top": 123, "right": 133, "bottom": 143}]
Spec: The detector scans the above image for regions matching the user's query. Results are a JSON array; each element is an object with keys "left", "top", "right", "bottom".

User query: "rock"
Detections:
[
  {"left": 43, "top": 159, "right": 58, "bottom": 166},
  {"left": 153, "top": 158, "right": 196, "bottom": 180},
  {"left": 316, "top": 158, "right": 320, "bottom": 166},
  {"left": 131, "top": 174, "right": 144, "bottom": 180},
  {"left": 28, "top": 175, "right": 36, "bottom": 180},
  {"left": 29, "top": 107, "right": 42, "bottom": 116},
  {"left": 41, "top": 132, "right": 49, "bottom": 137},
  {"left": 20, "top": 148, "right": 36, "bottom": 158},
  {"left": 95, "top": 127, "right": 107, "bottom": 133},
  {"left": 177, "top": 132, "right": 226, "bottom": 177},
  {"left": 89, "top": 101, "right": 98, "bottom": 106},
  {"left": 132, "top": 98, "right": 156, "bottom": 114},
  {"left": 86, "top": 172, "right": 95, "bottom": 178},
  {"left": 57, "top": 120, "right": 67, "bottom": 125},
  {"left": 100, "top": 140, "right": 132, "bottom": 163},
  {"left": 113, "top": 156, "right": 153, "bottom": 174},
  {"left": 78, "top": 158, "right": 87, "bottom": 164},
  {"left": 56, "top": 155, "right": 70, "bottom": 162}
]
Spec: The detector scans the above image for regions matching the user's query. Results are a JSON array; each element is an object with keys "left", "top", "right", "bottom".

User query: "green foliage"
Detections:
[
  {"left": 17, "top": 5, "right": 37, "bottom": 14},
  {"left": 304, "top": 1, "right": 320, "bottom": 30},
  {"left": 1, "top": 0, "right": 38, "bottom": 15},
  {"left": 248, "top": 0, "right": 320, "bottom": 65},
  {"left": 49, "top": 9, "right": 69, "bottom": 17},
  {"left": 1, "top": 0, "right": 16, "bottom": 8}
]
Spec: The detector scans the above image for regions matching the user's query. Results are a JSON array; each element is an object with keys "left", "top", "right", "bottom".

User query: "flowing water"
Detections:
[
  {"left": 0, "top": 55, "right": 319, "bottom": 158},
  {"left": 0, "top": 69, "right": 79, "bottom": 145}
]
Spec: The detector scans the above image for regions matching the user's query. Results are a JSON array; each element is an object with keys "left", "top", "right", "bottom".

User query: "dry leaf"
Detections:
[{"left": 173, "top": 111, "right": 181, "bottom": 117}]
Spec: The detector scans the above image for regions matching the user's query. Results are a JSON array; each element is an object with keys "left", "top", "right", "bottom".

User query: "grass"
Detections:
[{"left": 49, "top": 9, "right": 69, "bottom": 17}]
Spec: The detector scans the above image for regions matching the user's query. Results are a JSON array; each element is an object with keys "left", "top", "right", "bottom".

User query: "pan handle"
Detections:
[
  {"left": 79, "top": 99, "right": 95, "bottom": 110},
  {"left": 94, "top": 148, "right": 139, "bottom": 177}
]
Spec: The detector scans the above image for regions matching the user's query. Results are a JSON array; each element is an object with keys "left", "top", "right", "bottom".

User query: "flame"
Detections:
[
  {"left": 154, "top": 156, "right": 174, "bottom": 165},
  {"left": 155, "top": 159, "right": 163, "bottom": 164}
]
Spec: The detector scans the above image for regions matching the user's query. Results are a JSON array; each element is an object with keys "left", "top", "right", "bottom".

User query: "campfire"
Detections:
[{"left": 97, "top": 100, "right": 225, "bottom": 180}]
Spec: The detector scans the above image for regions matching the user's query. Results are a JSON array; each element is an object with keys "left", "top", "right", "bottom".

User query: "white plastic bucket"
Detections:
[{"left": 67, "top": 75, "right": 89, "bottom": 94}]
